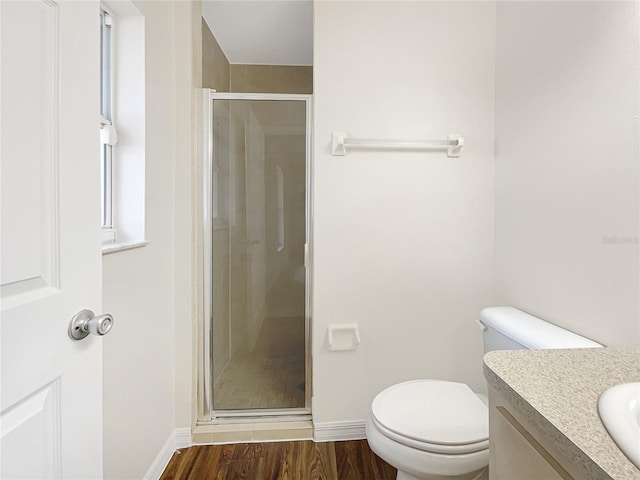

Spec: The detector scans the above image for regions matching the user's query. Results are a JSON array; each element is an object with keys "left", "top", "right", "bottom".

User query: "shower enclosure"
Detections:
[{"left": 198, "top": 91, "right": 312, "bottom": 422}]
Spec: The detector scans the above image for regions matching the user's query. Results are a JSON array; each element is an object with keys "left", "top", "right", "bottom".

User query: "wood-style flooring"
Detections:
[{"left": 160, "top": 440, "right": 397, "bottom": 480}]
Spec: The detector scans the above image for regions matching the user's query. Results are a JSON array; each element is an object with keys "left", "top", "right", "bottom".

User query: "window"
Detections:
[
  {"left": 99, "top": 1, "right": 146, "bottom": 253},
  {"left": 100, "top": 8, "right": 117, "bottom": 243}
]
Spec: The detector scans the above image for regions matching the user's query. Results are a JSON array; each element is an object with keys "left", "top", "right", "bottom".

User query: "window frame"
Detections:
[
  {"left": 100, "top": 7, "right": 116, "bottom": 243},
  {"left": 99, "top": 0, "right": 147, "bottom": 254}
]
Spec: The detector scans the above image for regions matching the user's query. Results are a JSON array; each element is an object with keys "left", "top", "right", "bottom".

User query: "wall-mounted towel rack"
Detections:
[{"left": 331, "top": 132, "right": 464, "bottom": 157}]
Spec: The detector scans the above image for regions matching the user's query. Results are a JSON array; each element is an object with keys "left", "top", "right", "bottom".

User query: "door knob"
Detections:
[{"left": 68, "top": 309, "right": 114, "bottom": 340}]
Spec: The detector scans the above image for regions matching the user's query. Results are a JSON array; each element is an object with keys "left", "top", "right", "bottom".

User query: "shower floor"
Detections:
[{"left": 213, "top": 316, "right": 306, "bottom": 410}]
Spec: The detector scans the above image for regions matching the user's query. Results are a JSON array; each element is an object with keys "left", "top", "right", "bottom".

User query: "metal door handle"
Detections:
[{"left": 68, "top": 309, "right": 114, "bottom": 340}]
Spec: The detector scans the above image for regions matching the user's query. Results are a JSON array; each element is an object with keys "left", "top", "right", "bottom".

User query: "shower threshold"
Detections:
[
  {"left": 208, "top": 410, "right": 311, "bottom": 422},
  {"left": 192, "top": 418, "right": 313, "bottom": 444}
]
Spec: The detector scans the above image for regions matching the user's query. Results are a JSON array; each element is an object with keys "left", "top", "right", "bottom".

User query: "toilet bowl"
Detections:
[
  {"left": 366, "top": 379, "right": 488, "bottom": 480},
  {"left": 365, "top": 307, "right": 602, "bottom": 480}
]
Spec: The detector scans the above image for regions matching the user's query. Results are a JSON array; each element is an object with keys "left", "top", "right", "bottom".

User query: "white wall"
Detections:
[
  {"left": 102, "top": 1, "right": 194, "bottom": 478},
  {"left": 312, "top": 1, "right": 496, "bottom": 424},
  {"left": 173, "top": 0, "right": 198, "bottom": 438},
  {"left": 495, "top": 1, "right": 640, "bottom": 347}
]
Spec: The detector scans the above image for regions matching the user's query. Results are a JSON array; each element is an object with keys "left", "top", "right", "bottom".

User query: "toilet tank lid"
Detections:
[{"left": 480, "top": 307, "right": 603, "bottom": 349}]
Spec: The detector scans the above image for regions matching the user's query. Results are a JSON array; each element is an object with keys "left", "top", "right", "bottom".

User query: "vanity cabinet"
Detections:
[
  {"left": 485, "top": 347, "right": 640, "bottom": 480},
  {"left": 488, "top": 386, "right": 575, "bottom": 480}
]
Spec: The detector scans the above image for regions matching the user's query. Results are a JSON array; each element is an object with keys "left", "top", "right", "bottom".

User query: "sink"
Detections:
[{"left": 598, "top": 382, "right": 640, "bottom": 469}]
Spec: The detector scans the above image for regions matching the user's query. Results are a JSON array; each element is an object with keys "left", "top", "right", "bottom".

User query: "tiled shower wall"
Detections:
[
  {"left": 230, "top": 65, "right": 312, "bottom": 94},
  {"left": 202, "top": 20, "right": 312, "bottom": 94},
  {"left": 197, "top": 18, "right": 312, "bottom": 413},
  {"left": 202, "top": 18, "right": 229, "bottom": 92}
]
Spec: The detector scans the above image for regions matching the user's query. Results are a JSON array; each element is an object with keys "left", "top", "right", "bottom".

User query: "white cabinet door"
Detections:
[{"left": 1, "top": 1, "right": 103, "bottom": 478}]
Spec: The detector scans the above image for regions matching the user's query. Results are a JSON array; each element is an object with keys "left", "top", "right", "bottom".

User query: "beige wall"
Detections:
[
  {"left": 202, "top": 18, "right": 229, "bottom": 92},
  {"left": 228, "top": 105, "right": 249, "bottom": 357},
  {"left": 230, "top": 65, "right": 312, "bottom": 94},
  {"left": 494, "top": 1, "right": 640, "bottom": 347},
  {"left": 208, "top": 101, "right": 307, "bottom": 379},
  {"left": 313, "top": 1, "right": 496, "bottom": 425},
  {"left": 264, "top": 134, "right": 306, "bottom": 319},
  {"left": 211, "top": 102, "right": 231, "bottom": 381},
  {"left": 212, "top": 228, "right": 230, "bottom": 381},
  {"left": 102, "top": 1, "right": 195, "bottom": 478}
]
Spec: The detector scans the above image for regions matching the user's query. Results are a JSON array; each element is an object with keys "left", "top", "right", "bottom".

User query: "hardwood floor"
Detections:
[{"left": 160, "top": 440, "right": 397, "bottom": 480}]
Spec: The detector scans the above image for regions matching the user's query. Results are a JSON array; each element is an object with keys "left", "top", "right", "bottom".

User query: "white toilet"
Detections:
[{"left": 366, "top": 306, "right": 602, "bottom": 480}]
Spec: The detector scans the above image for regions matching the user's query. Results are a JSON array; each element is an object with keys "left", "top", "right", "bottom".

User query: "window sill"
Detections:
[{"left": 102, "top": 240, "right": 149, "bottom": 255}]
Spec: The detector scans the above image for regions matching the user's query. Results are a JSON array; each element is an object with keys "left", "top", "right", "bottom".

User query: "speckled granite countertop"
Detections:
[{"left": 484, "top": 347, "right": 640, "bottom": 480}]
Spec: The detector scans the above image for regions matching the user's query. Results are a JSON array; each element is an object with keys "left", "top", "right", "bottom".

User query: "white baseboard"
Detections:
[
  {"left": 142, "top": 422, "right": 368, "bottom": 478},
  {"left": 313, "top": 420, "right": 367, "bottom": 442},
  {"left": 143, "top": 431, "right": 176, "bottom": 480},
  {"left": 175, "top": 427, "right": 192, "bottom": 449},
  {"left": 143, "top": 428, "right": 193, "bottom": 480}
]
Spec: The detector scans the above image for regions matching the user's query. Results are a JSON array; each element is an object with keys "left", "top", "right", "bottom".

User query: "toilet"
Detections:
[{"left": 365, "top": 306, "right": 602, "bottom": 480}]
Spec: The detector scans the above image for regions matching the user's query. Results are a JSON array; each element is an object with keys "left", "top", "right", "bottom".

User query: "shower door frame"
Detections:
[{"left": 198, "top": 91, "right": 313, "bottom": 423}]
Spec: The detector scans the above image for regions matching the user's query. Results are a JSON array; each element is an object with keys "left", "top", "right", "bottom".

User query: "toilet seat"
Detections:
[
  {"left": 371, "top": 380, "right": 489, "bottom": 455},
  {"left": 369, "top": 414, "right": 488, "bottom": 455}
]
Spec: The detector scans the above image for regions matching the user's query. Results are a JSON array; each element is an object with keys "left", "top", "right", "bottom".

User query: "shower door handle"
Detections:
[{"left": 68, "top": 309, "right": 114, "bottom": 340}]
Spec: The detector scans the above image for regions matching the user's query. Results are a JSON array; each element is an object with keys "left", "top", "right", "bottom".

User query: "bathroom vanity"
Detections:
[{"left": 484, "top": 347, "right": 640, "bottom": 480}]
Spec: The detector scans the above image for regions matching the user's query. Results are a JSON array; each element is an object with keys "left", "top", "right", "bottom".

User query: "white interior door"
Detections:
[{"left": 1, "top": 1, "right": 104, "bottom": 478}]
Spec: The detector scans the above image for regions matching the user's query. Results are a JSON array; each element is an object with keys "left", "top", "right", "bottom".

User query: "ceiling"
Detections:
[{"left": 202, "top": 1, "right": 313, "bottom": 66}]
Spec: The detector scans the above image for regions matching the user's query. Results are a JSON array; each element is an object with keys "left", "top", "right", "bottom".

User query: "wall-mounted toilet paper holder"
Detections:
[{"left": 328, "top": 323, "right": 361, "bottom": 351}]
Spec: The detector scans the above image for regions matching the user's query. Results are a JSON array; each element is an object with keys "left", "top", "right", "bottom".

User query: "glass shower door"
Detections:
[{"left": 209, "top": 96, "right": 309, "bottom": 414}]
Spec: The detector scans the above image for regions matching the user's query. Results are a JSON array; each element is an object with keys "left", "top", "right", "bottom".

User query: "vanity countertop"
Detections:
[{"left": 483, "top": 347, "right": 640, "bottom": 480}]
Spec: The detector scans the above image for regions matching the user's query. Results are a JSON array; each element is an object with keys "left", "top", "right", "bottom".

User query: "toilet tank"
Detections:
[{"left": 480, "top": 306, "right": 602, "bottom": 352}]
